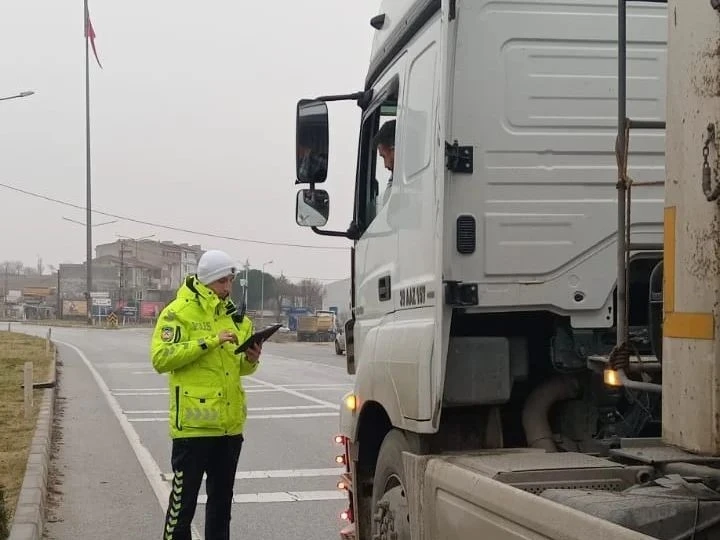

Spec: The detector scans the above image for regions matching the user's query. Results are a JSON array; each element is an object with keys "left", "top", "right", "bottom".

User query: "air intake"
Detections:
[{"left": 456, "top": 215, "right": 476, "bottom": 255}]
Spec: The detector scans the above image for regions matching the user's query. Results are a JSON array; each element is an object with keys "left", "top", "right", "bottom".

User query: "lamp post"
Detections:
[
  {"left": 0, "top": 90, "right": 35, "bottom": 102},
  {"left": 62, "top": 217, "right": 117, "bottom": 227},
  {"left": 242, "top": 259, "right": 250, "bottom": 308},
  {"left": 261, "top": 260, "right": 273, "bottom": 322},
  {"left": 62, "top": 216, "right": 118, "bottom": 324}
]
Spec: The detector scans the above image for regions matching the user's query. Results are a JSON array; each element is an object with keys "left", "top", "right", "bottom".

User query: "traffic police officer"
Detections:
[{"left": 151, "top": 249, "right": 262, "bottom": 540}]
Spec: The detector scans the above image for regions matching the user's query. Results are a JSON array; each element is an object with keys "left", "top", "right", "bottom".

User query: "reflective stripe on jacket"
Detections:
[{"left": 150, "top": 275, "right": 257, "bottom": 439}]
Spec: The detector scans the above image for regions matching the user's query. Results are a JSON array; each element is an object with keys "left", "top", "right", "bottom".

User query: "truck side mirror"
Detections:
[
  {"left": 296, "top": 189, "right": 330, "bottom": 227},
  {"left": 296, "top": 99, "right": 329, "bottom": 184}
]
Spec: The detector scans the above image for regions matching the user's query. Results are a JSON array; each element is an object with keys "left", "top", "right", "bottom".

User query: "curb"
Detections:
[{"left": 8, "top": 348, "right": 57, "bottom": 540}]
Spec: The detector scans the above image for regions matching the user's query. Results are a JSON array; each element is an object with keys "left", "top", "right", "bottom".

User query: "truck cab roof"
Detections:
[{"left": 367, "top": 0, "right": 439, "bottom": 87}]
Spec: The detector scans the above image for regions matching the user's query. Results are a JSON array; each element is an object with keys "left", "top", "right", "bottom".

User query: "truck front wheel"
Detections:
[{"left": 370, "top": 429, "right": 417, "bottom": 540}]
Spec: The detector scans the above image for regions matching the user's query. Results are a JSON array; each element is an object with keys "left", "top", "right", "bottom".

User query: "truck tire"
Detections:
[{"left": 370, "top": 429, "right": 418, "bottom": 540}]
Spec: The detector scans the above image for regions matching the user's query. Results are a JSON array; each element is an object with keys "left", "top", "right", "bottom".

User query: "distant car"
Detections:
[
  {"left": 335, "top": 327, "right": 346, "bottom": 355},
  {"left": 262, "top": 324, "right": 289, "bottom": 337}
]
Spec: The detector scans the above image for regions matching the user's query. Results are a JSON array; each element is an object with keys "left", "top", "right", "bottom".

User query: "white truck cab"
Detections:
[{"left": 293, "top": 1, "right": 674, "bottom": 539}]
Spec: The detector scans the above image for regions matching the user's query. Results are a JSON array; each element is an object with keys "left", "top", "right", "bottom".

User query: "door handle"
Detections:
[{"left": 378, "top": 275, "right": 391, "bottom": 302}]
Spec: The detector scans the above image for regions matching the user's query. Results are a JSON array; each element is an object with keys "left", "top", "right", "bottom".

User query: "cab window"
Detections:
[{"left": 354, "top": 83, "right": 398, "bottom": 234}]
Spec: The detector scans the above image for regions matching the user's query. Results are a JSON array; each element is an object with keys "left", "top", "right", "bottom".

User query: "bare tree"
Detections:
[
  {"left": 274, "top": 273, "right": 293, "bottom": 319},
  {"left": 296, "top": 279, "right": 325, "bottom": 311},
  {"left": 1, "top": 261, "right": 24, "bottom": 276}
]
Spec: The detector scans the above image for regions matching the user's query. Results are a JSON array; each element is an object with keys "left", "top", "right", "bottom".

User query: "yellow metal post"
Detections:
[{"left": 663, "top": 0, "right": 720, "bottom": 454}]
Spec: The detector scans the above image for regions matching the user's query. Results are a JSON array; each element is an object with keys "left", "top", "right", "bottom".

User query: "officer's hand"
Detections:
[
  {"left": 246, "top": 342, "right": 262, "bottom": 363},
  {"left": 218, "top": 330, "right": 238, "bottom": 345}
]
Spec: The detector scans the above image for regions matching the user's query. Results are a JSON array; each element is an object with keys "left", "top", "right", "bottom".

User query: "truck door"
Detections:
[
  {"left": 352, "top": 73, "right": 405, "bottom": 371},
  {"left": 393, "top": 13, "right": 443, "bottom": 422}
]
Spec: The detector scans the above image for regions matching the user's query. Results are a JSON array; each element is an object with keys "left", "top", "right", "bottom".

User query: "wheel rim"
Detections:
[{"left": 372, "top": 481, "right": 410, "bottom": 540}]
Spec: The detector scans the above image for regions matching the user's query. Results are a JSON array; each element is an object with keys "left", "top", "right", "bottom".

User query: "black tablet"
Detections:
[{"left": 234, "top": 324, "right": 283, "bottom": 354}]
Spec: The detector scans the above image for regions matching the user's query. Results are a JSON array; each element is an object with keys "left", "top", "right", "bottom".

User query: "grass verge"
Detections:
[
  {"left": 15, "top": 319, "right": 153, "bottom": 330},
  {"left": 0, "top": 331, "right": 53, "bottom": 533}
]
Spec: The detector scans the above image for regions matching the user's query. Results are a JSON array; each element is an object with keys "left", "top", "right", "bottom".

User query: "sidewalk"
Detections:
[{"left": 43, "top": 343, "right": 162, "bottom": 539}]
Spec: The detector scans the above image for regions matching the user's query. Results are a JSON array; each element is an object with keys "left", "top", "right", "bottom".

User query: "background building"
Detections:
[
  {"left": 323, "top": 278, "right": 351, "bottom": 322},
  {"left": 95, "top": 239, "right": 203, "bottom": 292}
]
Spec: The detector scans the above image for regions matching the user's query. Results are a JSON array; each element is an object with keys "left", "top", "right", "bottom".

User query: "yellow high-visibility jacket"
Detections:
[{"left": 150, "top": 275, "right": 257, "bottom": 439}]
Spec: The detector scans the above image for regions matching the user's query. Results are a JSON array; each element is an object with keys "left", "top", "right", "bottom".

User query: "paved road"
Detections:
[{"left": 16, "top": 324, "right": 353, "bottom": 540}]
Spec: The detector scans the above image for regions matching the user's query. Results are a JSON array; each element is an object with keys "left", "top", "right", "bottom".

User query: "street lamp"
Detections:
[
  {"left": 62, "top": 217, "right": 117, "bottom": 227},
  {"left": 0, "top": 90, "right": 35, "bottom": 102},
  {"left": 243, "top": 259, "right": 250, "bottom": 308},
  {"left": 62, "top": 215, "right": 119, "bottom": 325},
  {"left": 261, "top": 260, "right": 273, "bottom": 321}
]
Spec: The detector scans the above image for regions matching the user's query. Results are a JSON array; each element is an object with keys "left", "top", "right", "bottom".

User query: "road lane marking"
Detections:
[
  {"left": 125, "top": 405, "right": 334, "bottom": 414},
  {"left": 128, "top": 412, "right": 340, "bottom": 422},
  {"left": 160, "top": 468, "right": 343, "bottom": 481},
  {"left": 114, "top": 387, "right": 167, "bottom": 391},
  {"left": 115, "top": 384, "right": 350, "bottom": 391},
  {"left": 248, "top": 412, "right": 340, "bottom": 419},
  {"left": 197, "top": 491, "right": 346, "bottom": 504},
  {"left": 253, "top": 383, "right": 352, "bottom": 388},
  {"left": 245, "top": 376, "right": 340, "bottom": 410},
  {"left": 112, "top": 385, "right": 351, "bottom": 396},
  {"left": 113, "top": 389, "right": 277, "bottom": 396},
  {"left": 54, "top": 340, "right": 203, "bottom": 540},
  {"left": 113, "top": 391, "right": 169, "bottom": 396},
  {"left": 125, "top": 377, "right": 351, "bottom": 388},
  {"left": 112, "top": 388, "right": 339, "bottom": 396},
  {"left": 247, "top": 405, "right": 338, "bottom": 412}
]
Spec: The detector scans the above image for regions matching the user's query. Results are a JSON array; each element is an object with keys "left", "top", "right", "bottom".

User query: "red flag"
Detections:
[{"left": 85, "top": 6, "right": 103, "bottom": 69}]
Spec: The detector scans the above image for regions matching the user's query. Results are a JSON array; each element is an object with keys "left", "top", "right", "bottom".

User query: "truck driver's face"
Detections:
[{"left": 378, "top": 144, "right": 395, "bottom": 172}]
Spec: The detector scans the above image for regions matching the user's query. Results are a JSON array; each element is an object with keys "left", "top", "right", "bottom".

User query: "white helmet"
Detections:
[{"left": 196, "top": 250, "right": 237, "bottom": 285}]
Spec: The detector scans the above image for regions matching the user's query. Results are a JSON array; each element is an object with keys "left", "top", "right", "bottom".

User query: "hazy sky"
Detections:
[{"left": 0, "top": 1, "right": 381, "bottom": 283}]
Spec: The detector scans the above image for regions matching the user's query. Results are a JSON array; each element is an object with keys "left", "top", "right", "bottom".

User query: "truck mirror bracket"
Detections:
[{"left": 311, "top": 226, "right": 352, "bottom": 239}]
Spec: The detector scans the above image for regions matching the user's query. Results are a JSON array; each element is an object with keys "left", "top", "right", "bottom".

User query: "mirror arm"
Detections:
[
  {"left": 314, "top": 90, "right": 372, "bottom": 108},
  {"left": 311, "top": 227, "right": 351, "bottom": 239}
]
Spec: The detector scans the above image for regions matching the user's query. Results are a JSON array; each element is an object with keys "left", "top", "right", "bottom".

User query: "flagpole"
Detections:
[{"left": 84, "top": 0, "right": 93, "bottom": 326}]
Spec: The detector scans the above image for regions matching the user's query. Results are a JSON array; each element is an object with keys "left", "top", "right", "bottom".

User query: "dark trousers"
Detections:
[{"left": 163, "top": 434, "right": 244, "bottom": 540}]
